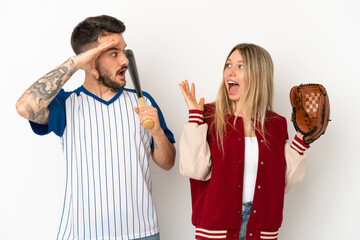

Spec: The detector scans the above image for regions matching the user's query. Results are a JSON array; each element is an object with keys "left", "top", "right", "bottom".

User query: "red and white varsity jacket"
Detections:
[{"left": 179, "top": 104, "right": 309, "bottom": 240}]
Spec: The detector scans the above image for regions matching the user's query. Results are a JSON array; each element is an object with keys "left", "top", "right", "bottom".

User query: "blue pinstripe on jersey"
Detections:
[
  {"left": 129, "top": 92, "right": 142, "bottom": 237},
  {"left": 93, "top": 98, "right": 105, "bottom": 239},
  {"left": 118, "top": 97, "right": 130, "bottom": 237},
  {"left": 77, "top": 105, "right": 85, "bottom": 239},
  {"left": 85, "top": 94, "right": 98, "bottom": 239},
  {"left": 80, "top": 95, "right": 92, "bottom": 239},
  {"left": 112, "top": 101, "right": 123, "bottom": 237},
  {"left": 123, "top": 92, "right": 135, "bottom": 237},
  {"left": 99, "top": 103, "right": 111, "bottom": 238}
]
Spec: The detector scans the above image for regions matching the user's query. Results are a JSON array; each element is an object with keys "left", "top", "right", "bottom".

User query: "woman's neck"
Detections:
[
  {"left": 232, "top": 103, "right": 255, "bottom": 137},
  {"left": 243, "top": 118, "right": 255, "bottom": 137},
  {"left": 232, "top": 102, "right": 245, "bottom": 117}
]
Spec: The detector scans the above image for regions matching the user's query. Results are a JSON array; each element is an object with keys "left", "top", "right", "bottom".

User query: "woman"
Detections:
[{"left": 179, "top": 43, "right": 309, "bottom": 240}]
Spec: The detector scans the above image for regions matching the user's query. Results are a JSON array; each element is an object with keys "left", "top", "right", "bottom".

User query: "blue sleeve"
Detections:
[
  {"left": 29, "top": 89, "right": 68, "bottom": 137},
  {"left": 143, "top": 92, "right": 176, "bottom": 149}
]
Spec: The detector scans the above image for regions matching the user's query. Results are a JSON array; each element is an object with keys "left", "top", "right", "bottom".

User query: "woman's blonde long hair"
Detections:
[{"left": 211, "top": 43, "right": 274, "bottom": 146}]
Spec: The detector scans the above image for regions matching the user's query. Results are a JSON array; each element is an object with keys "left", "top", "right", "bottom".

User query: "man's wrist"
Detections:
[
  {"left": 69, "top": 56, "right": 81, "bottom": 72},
  {"left": 150, "top": 127, "right": 165, "bottom": 139}
]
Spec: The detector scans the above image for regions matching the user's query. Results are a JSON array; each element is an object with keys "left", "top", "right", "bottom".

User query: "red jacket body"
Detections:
[{"left": 190, "top": 104, "right": 288, "bottom": 240}]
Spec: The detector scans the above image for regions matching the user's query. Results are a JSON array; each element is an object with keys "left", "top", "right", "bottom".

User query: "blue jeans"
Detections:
[
  {"left": 136, "top": 232, "right": 160, "bottom": 240},
  {"left": 195, "top": 202, "right": 253, "bottom": 240},
  {"left": 240, "top": 202, "right": 252, "bottom": 240}
]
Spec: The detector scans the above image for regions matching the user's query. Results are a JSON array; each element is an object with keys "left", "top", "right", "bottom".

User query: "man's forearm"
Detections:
[
  {"left": 151, "top": 131, "right": 176, "bottom": 171},
  {"left": 16, "top": 58, "right": 78, "bottom": 124}
]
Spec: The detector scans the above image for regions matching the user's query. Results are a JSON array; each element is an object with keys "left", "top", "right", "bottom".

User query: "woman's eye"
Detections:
[
  {"left": 239, "top": 65, "right": 244, "bottom": 69},
  {"left": 225, "top": 63, "right": 231, "bottom": 68}
]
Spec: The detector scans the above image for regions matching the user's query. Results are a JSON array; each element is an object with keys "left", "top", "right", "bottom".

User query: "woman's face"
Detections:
[{"left": 223, "top": 50, "right": 246, "bottom": 102}]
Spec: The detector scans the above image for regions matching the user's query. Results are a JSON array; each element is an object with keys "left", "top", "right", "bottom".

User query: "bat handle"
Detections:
[{"left": 138, "top": 97, "right": 155, "bottom": 129}]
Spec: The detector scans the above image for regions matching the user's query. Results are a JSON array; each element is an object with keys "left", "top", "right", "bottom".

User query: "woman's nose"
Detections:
[{"left": 228, "top": 66, "right": 236, "bottom": 76}]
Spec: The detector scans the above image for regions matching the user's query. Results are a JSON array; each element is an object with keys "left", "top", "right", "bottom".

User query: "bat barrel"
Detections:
[{"left": 125, "top": 49, "right": 143, "bottom": 98}]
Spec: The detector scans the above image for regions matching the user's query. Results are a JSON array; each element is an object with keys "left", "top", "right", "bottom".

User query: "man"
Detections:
[{"left": 16, "top": 15, "right": 175, "bottom": 240}]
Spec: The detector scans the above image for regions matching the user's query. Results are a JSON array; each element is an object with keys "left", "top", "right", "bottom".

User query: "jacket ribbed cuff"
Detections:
[
  {"left": 290, "top": 135, "right": 310, "bottom": 155},
  {"left": 188, "top": 110, "right": 204, "bottom": 125}
]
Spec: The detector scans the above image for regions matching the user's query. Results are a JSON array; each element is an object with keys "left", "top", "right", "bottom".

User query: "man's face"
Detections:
[{"left": 95, "top": 33, "right": 129, "bottom": 92}]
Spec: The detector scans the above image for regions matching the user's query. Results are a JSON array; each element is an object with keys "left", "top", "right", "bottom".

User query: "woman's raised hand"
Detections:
[{"left": 179, "top": 80, "right": 205, "bottom": 111}]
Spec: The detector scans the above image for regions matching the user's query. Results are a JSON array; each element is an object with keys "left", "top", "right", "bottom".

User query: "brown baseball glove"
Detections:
[{"left": 290, "top": 83, "right": 330, "bottom": 145}]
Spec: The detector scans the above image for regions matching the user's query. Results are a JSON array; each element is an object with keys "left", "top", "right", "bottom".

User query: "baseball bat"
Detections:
[{"left": 125, "top": 49, "right": 154, "bottom": 129}]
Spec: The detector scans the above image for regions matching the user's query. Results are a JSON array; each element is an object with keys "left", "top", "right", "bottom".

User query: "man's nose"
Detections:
[{"left": 120, "top": 53, "right": 129, "bottom": 66}]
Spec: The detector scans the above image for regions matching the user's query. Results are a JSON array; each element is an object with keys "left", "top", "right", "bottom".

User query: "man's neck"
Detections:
[{"left": 83, "top": 76, "right": 118, "bottom": 102}]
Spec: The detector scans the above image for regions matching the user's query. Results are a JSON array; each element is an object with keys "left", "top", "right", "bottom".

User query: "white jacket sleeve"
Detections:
[
  {"left": 285, "top": 135, "right": 310, "bottom": 193},
  {"left": 179, "top": 122, "right": 212, "bottom": 181}
]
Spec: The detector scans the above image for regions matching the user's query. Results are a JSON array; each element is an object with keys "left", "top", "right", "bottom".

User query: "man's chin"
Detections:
[
  {"left": 101, "top": 82, "right": 125, "bottom": 92},
  {"left": 118, "top": 79, "right": 126, "bottom": 88},
  {"left": 97, "top": 75, "right": 126, "bottom": 92},
  {"left": 110, "top": 84, "right": 126, "bottom": 92}
]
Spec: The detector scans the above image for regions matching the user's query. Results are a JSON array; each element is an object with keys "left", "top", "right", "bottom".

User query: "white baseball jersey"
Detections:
[{"left": 30, "top": 86, "right": 175, "bottom": 240}]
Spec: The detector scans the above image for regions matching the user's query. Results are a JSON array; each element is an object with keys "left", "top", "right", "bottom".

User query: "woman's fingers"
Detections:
[
  {"left": 179, "top": 80, "right": 204, "bottom": 111},
  {"left": 180, "top": 80, "right": 191, "bottom": 99},
  {"left": 191, "top": 82, "right": 195, "bottom": 98},
  {"left": 199, "top": 97, "right": 205, "bottom": 106}
]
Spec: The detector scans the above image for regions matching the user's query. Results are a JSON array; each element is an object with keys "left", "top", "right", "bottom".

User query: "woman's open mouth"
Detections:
[{"left": 227, "top": 80, "right": 239, "bottom": 94}]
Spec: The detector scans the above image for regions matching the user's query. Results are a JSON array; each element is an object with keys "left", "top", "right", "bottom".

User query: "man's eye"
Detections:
[{"left": 111, "top": 52, "right": 118, "bottom": 57}]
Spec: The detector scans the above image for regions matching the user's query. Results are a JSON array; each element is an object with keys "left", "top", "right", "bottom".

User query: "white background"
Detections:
[{"left": 1, "top": 0, "right": 359, "bottom": 239}]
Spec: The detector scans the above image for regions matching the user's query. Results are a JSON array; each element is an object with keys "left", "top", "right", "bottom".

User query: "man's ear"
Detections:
[{"left": 89, "top": 61, "right": 100, "bottom": 79}]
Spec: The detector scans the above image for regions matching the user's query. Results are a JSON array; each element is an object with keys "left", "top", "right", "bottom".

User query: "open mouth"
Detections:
[
  {"left": 117, "top": 67, "right": 128, "bottom": 79},
  {"left": 227, "top": 80, "right": 240, "bottom": 94}
]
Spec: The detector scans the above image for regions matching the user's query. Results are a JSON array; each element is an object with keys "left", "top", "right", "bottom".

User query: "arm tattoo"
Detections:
[
  {"left": 23, "top": 100, "right": 49, "bottom": 124},
  {"left": 21, "top": 58, "right": 76, "bottom": 123}
]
